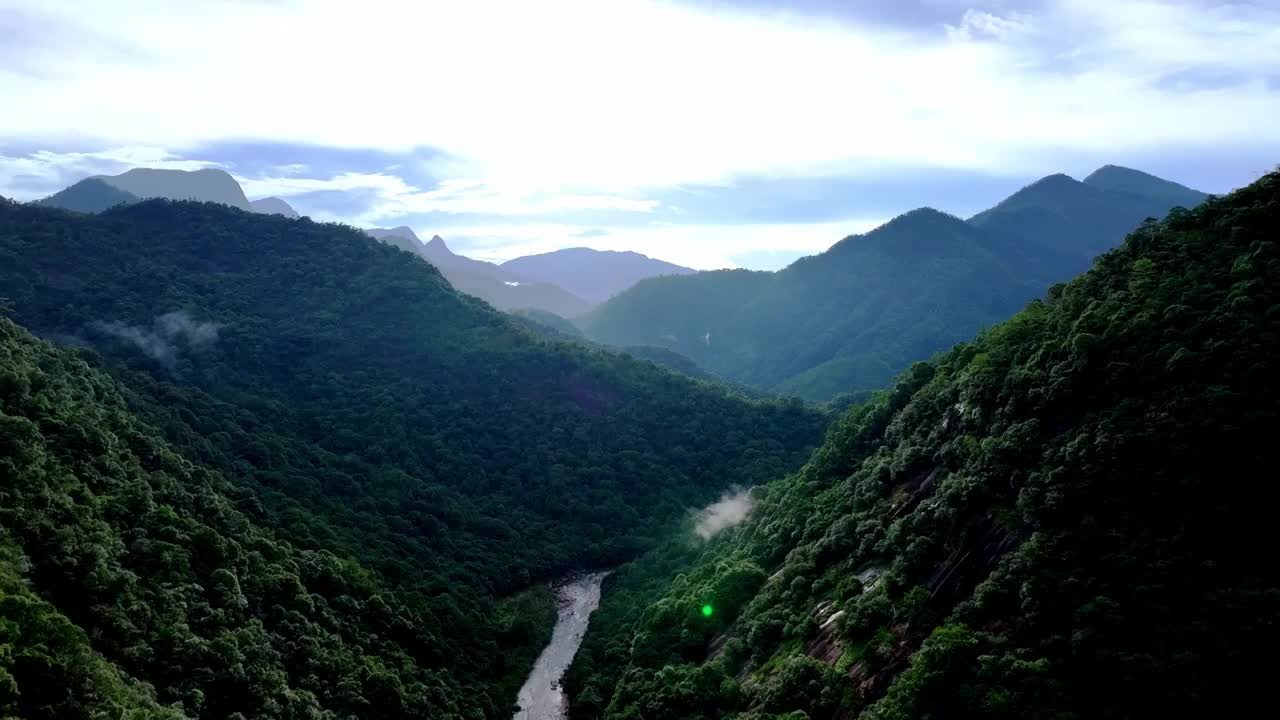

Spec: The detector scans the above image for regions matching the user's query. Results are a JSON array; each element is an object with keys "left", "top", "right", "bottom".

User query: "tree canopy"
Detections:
[
  {"left": 568, "top": 169, "right": 1278, "bottom": 720},
  {"left": 0, "top": 198, "right": 825, "bottom": 718}
]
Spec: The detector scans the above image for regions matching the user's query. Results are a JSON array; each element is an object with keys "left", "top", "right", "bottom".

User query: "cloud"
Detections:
[
  {"left": 88, "top": 310, "right": 221, "bottom": 367},
  {"left": 272, "top": 163, "right": 309, "bottom": 176},
  {"left": 946, "top": 9, "right": 1032, "bottom": 42},
  {"left": 236, "top": 171, "right": 659, "bottom": 225},
  {"left": 0, "top": 0, "right": 1274, "bottom": 196},
  {"left": 692, "top": 487, "right": 755, "bottom": 540}
]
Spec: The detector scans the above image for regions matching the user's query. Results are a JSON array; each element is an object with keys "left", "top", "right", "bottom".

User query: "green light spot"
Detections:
[{"left": 701, "top": 604, "right": 714, "bottom": 617}]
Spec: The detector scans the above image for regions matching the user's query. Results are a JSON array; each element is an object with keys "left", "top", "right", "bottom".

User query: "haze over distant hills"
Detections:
[
  {"left": 366, "top": 226, "right": 593, "bottom": 317},
  {"left": 249, "top": 196, "right": 299, "bottom": 218},
  {"left": 36, "top": 178, "right": 140, "bottom": 213},
  {"left": 91, "top": 168, "right": 252, "bottom": 210},
  {"left": 501, "top": 248, "right": 696, "bottom": 303},
  {"left": 31, "top": 167, "right": 694, "bottom": 317},
  {"left": 582, "top": 165, "right": 1209, "bottom": 400}
]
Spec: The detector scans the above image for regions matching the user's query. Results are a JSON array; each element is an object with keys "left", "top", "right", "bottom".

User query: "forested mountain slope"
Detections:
[
  {"left": 567, "top": 169, "right": 1279, "bottom": 720},
  {"left": 0, "top": 316, "right": 546, "bottom": 719},
  {"left": 0, "top": 199, "right": 826, "bottom": 718},
  {"left": 581, "top": 166, "right": 1207, "bottom": 400}
]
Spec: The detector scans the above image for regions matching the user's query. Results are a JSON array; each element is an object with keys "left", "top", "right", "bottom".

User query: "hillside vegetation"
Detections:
[
  {"left": 581, "top": 167, "right": 1207, "bottom": 400},
  {"left": 567, "top": 169, "right": 1276, "bottom": 720},
  {"left": 0, "top": 199, "right": 825, "bottom": 718}
]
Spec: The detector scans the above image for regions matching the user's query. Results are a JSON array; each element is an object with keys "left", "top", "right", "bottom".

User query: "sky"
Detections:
[{"left": 1, "top": 0, "right": 1278, "bottom": 270}]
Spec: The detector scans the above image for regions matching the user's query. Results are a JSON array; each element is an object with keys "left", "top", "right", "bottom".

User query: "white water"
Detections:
[{"left": 513, "top": 572, "right": 608, "bottom": 720}]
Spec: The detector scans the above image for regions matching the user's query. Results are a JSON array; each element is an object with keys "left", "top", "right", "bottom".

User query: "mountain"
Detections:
[
  {"left": 366, "top": 225, "right": 426, "bottom": 256},
  {"left": 501, "top": 247, "right": 697, "bottom": 303},
  {"left": 92, "top": 167, "right": 252, "bottom": 210},
  {"left": 567, "top": 169, "right": 1280, "bottom": 720},
  {"left": 35, "top": 177, "right": 139, "bottom": 212},
  {"left": 249, "top": 196, "right": 300, "bottom": 218},
  {"left": 582, "top": 166, "right": 1209, "bottom": 400},
  {"left": 1082, "top": 163, "right": 1208, "bottom": 207},
  {"left": 0, "top": 197, "right": 825, "bottom": 719},
  {"left": 368, "top": 227, "right": 593, "bottom": 317},
  {"left": 967, "top": 170, "right": 1206, "bottom": 277}
]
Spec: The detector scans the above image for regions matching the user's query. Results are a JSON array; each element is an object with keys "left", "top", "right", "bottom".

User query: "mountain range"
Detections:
[
  {"left": 566, "top": 168, "right": 1277, "bottom": 720},
  {"left": 580, "top": 165, "right": 1208, "bottom": 400},
  {"left": 32, "top": 168, "right": 692, "bottom": 317},
  {"left": 0, "top": 159, "right": 1273, "bottom": 720},
  {"left": 38, "top": 169, "right": 300, "bottom": 219}
]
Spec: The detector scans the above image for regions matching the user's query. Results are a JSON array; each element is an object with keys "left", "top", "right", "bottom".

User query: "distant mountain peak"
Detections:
[
  {"left": 427, "top": 234, "right": 448, "bottom": 249},
  {"left": 249, "top": 197, "right": 299, "bottom": 219},
  {"left": 1084, "top": 164, "right": 1150, "bottom": 183},
  {"left": 91, "top": 167, "right": 251, "bottom": 210},
  {"left": 366, "top": 226, "right": 421, "bottom": 242},
  {"left": 500, "top": 246, "right": 695, "bottom": 303},
  {"left": 869, "top": 206, "right": 969, "bottom": 235},
  {"left": 1082, "top": 165, "right": 1207, "bottom": 207},
  {"left": 36, "top": 178, "right": 140, "bottom": 213}
]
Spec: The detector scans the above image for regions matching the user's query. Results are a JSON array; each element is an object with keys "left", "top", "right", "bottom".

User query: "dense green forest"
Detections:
[
  {"left": 0, "top": 198, "right": 826, "bottom": 718},
  {"left": 580, "top": 166, "right": 1207, "bottom": 400},
  {"left": 565, "top": 169, "right": 1278, "bottom": 719}
]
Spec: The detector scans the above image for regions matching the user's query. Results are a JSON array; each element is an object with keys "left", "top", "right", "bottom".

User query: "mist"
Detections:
[
  {"left": 692, "top": 486, "right": 754, "bottom": 540},
  {"left": 89, "top": 310, "right": 221, "bottom": 367}
]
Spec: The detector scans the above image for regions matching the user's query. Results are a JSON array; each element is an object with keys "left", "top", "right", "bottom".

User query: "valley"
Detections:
[
  {"left": 2, "top": 3, "right": 1277, "bottom": 718},
  {"left": 514, "top": 572, "right": 609, "bottom": 720}
]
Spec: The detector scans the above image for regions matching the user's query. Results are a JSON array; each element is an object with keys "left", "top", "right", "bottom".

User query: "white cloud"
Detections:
[
  {"left": 946, "top": 10, "right": 1032, "bottom": 42},
  {"left": 0, "top": 0, "right": 1276, "bottom": 198},
  {"left": 237, "top": 171, "right": 658, "bottom": 224},
  {"left": 272, "top": 163, "right": 309, "bottom": 176}
]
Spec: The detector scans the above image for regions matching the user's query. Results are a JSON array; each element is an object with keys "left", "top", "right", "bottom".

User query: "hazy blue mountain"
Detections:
[
  {"left": 967, "top": 170, "right": 1206, "bottom": 278},
  {"left": 249, "top": 196, "right": 299, "bottom": 218},
  {"left": 1083, "top": 163, "right": 1209, "bottom": 207},
  {"left": 35, "top": 178, "right": 139, "bottom": 212},
  {"left": 367, "top": 228, "right": 593, "bottom": 317},
  {"left": 93, "top": 167, "right": 252, "bottom": 210},
  {"left": 366, "top": 225, "right": 427, "bottom": 257},
  {"left": 583, "top": 165, "right": 1208, "bottom": 400},
  {"left": 501, "top": 247, "right": 696, "bottom": 303}
]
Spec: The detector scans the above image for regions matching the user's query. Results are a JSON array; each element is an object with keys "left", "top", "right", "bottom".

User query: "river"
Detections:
[{"left": 513, "top": 571, "right": 609, "bottom": 720}]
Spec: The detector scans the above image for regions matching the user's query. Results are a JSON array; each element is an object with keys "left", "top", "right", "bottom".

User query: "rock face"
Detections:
[
  {"left": 250, "top": 197, "right": 300, "bottom": 218},
  {"left": 94, "top": 168, "right": 252, "bottom": 210}
]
